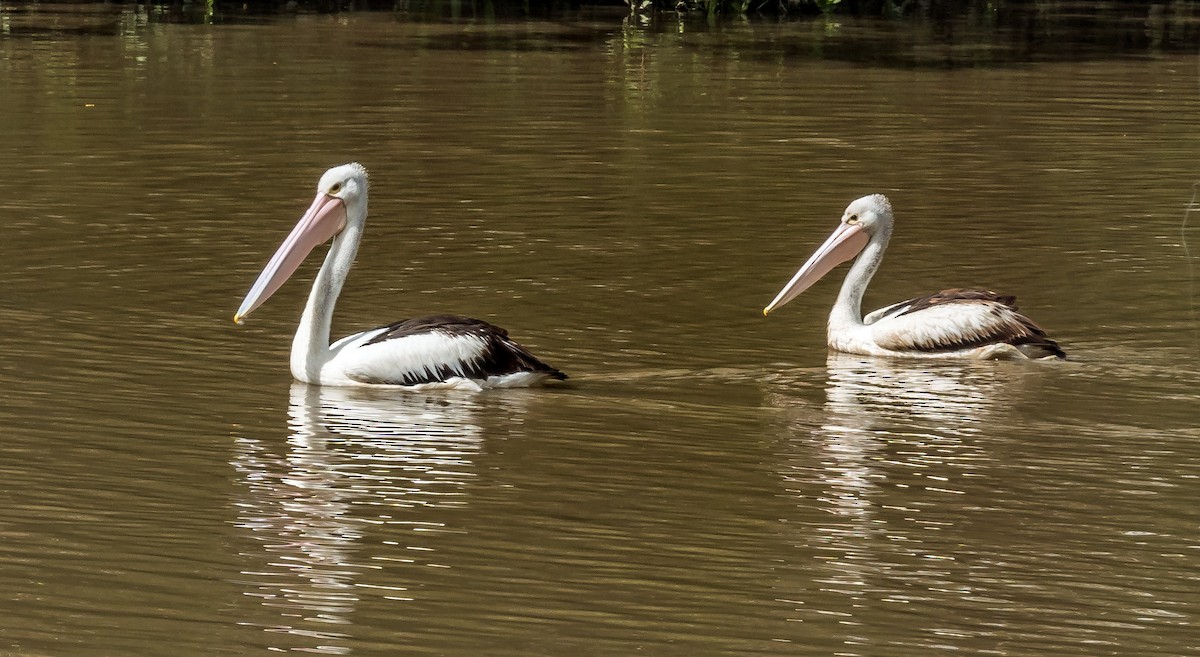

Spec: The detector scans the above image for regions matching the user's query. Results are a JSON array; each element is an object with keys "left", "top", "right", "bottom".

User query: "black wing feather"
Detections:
[
  {"left": 356, "top": 314, "right": 567, "bottom": 385},
  {"left": 895, "top": 288, "right": 1018, "bottom": 316},
  {"left": 869, "top": 288, "right": 1017, "bottom": 323}
]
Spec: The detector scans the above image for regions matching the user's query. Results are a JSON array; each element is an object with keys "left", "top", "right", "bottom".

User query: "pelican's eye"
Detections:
[
  {"left": 846, "top": 214, "right": 859, "bottom": 224},
  {"left": 329, "top": 182, "right": 344, "bottom": 194}
]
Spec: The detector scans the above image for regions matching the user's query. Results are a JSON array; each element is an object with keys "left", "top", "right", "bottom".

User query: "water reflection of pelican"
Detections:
[
  {"left": 767, "top": 353, "right": 1023, "bottom": 620},
  {"left": 819, "top": 352, "right": 1015, "bottom": 429},
  {"left": 230, "top": 383, "right": 488, "bottom": 653},
  {"left": 772, "top": 352, "right": 1024, "bottom": 508}
]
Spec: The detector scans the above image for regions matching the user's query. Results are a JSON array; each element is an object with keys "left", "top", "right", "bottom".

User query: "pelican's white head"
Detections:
[
  {"left": 233, "top": 163, "right": 370, "bottom": 324},
  {"left": 318, "top": 162, "right": 369, "bottom": 219},
  {"left": 762, "top": 193, "right": 893, "bottom": 316},
  {"left": 840, "top": 194, "right": 893, "bottom": 236}
]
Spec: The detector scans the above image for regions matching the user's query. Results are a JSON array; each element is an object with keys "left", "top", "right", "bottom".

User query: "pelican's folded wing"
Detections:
[
  {"left": 869, "top": 295, "right": 1064, "bottom": 358},
  {"left": 342, "top": 315, "right": 567, "bottom": 386}
]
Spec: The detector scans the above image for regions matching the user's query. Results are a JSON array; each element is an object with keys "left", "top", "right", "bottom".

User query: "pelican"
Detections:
[
  {"left": 763, "top": 194, "right": 1065, "bottom": 360},
  {"left": 234, "top": 163, "right": 567, "bottom": 389}
]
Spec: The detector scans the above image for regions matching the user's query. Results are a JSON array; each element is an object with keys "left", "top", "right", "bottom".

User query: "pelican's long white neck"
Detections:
[
  {"left": 291, "top": 196, "right": 367, "bottom": 383},
  {"left": 828, "top": 223, "right": 891, "bottom": 333}
]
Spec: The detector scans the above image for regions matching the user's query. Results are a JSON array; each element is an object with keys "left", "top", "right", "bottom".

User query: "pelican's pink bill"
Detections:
[
  {"left": 763, "top": 221, "right": 869, "bottom": 315},
  {"left": 234, "top": 193, "right": 348, "bottom": 323}
]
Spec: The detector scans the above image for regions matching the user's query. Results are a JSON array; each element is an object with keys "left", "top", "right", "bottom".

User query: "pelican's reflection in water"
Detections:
[
  {"left": 231, "top": 383, "right": 487, "bottom": 654},
  {"left": 768, "top": 353, "right": 1028, "bottom": 633}
]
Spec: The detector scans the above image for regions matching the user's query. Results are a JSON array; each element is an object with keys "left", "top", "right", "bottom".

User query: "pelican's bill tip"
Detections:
[{"left": 233, "top": 313, "right": 245, "bottom": 325}]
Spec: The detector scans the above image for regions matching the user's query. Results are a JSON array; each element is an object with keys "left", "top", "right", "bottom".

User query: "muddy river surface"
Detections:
[{"left": 1, "top": 6, "right": 1198, "bottom": 656}]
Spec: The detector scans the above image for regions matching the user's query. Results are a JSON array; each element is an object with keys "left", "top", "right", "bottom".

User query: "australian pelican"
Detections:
[
  {"left": 234, "top": 163, "right": 567, "bottom": 389},
  {"left": 763, "top": 194, "right": 1065, "bottom": 360}
]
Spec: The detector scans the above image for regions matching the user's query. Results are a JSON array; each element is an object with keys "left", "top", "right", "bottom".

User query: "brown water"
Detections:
[{"left": 1, "top": 7, "right": 1199, "bottom": 657}]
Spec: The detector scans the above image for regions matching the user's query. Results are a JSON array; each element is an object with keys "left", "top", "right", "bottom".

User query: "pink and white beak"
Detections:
[
  {"left": 234, "top": 193, "right": 348, "bottom": 324},
  {"left": 763, "top": 221, "right": 870, "bottom": 315}
]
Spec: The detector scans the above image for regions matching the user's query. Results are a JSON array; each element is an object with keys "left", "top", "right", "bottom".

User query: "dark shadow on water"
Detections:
[
  {"left": 675, "top": 3, "right": 1200, "bottom": 68},
  {"left": 354, "top": 21, "right": 622, "bottom": 52},
  {"left": 2, "top": 0, "right": 1197, "bottom": 65},
  {"left": 4, "top": 0, "right": 1195, "bottom": 65}
]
